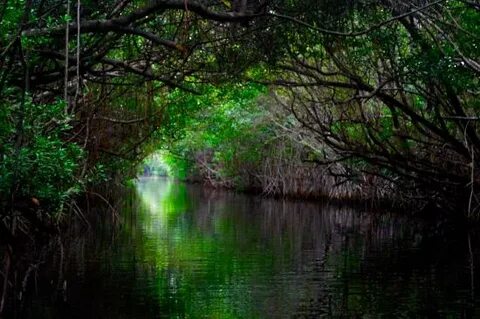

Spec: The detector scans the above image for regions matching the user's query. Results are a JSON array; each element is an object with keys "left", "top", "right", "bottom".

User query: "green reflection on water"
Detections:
[
  {"left": 125, "top": 178, "right": 477, "bottom": 318},
  {"left": 131, "top": 178, "right": 283, "bottom": 318},
  {"left": 11, "top": 177, "right": 480, "bottom": 318}
]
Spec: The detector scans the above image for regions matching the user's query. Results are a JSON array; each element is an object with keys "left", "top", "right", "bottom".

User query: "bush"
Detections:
[{"left": 0, "top": 96, "right": 83, "bottom": 212}]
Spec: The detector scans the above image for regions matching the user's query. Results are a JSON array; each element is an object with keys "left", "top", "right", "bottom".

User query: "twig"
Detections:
[
  {"left": 269, "top": 0, "right": 446, "bottom": 37},
  {"left": 86, "top": 191, "right": 119, "bottom": 222},
  {"left": 73, "top": 0, "right": 81, "bottom": 114},
  {"left": 64, "top": 0, "right": 70, "bottom": 107}
]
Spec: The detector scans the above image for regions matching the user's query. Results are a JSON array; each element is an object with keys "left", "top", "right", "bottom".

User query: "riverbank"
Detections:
[{"left": 173, "top": 168, "right": 470, "bottom": 222}]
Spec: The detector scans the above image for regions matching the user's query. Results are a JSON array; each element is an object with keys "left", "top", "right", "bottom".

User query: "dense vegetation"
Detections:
[
  {"left": 0, "top": 0, "right": 479, "bottom": 242},
  {"left": 162, "top": 0, "right": 480, "bottom": 213}
]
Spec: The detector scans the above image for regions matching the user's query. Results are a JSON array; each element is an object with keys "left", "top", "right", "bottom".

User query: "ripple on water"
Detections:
[{"left": 7, "top": 178, "right": 480, "bottom": 318}]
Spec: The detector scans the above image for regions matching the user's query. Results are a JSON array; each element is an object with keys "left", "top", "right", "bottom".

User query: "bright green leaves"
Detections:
[
  {"left": 0, "top": 0, "right": 25, "bottom": 42},
  {"left": 160, "top": 82, "right": 268, "bottom": 185},
  {"left": 0, "top": 97, "right": 83, "bottom": 210},
  {"left": 13, "top": 135, "right": 83, "bottom": 203}
]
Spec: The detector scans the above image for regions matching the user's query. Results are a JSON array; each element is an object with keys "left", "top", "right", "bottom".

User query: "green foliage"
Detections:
[
  {"left": 0, "top": 96, "right": 83, "bottom": 210},
  {"left": 0, "top": 0, "right": 478, "bottom": 217},
  {"left": 0, "top": 0, "right": 24, "bottom": 42},
  {"left": 161, "top": 82, "right": 270, "bottom": 186}
]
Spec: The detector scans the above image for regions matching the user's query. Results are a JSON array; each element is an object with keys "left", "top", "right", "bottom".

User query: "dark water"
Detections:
[{"left": 5, "top": 177, "right": 480, "bottom": 318}]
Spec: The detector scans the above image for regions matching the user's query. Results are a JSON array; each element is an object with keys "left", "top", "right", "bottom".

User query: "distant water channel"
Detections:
[{"left": 10, "top": 177, "right": 480, "bottom": 318}]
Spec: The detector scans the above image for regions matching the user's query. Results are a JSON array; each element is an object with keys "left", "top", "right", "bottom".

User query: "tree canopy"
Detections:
[{"left": 0, "top": 0, "right": 479, "bottom": 226}]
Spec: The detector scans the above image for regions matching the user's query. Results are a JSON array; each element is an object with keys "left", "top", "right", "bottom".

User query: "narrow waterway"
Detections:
[{"left": 10, "top": 177, "right": 480, "bottom": 318}]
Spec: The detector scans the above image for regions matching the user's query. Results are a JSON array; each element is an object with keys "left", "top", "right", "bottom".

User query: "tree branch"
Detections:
[{"left": 23, "top": 0, "right": 263, "bottom": 37}]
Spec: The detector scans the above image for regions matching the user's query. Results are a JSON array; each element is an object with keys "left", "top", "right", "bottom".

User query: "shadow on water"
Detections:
[{"left": 2, "top": 177, "right": 480, "bottom": 318}]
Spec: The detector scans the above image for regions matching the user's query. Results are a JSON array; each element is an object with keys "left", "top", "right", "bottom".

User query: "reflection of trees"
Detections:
[
  {"left": 2, "top": 179, "right": 479, "bottom": 317},
  {"left": 188, "top": 189, "right": 479, "bottom": 317}
]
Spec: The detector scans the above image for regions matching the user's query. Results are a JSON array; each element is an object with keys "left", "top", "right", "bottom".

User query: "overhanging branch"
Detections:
[{"left": 23, "top": 0, "right": 263, "bottom": 37}]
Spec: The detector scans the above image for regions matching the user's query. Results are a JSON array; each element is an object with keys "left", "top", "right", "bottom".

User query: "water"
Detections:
[{"left": 6, "top": 177, "right": 480, "bottom": 318}]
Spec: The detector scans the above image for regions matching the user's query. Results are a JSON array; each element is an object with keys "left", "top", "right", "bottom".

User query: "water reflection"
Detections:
[{"left": 4, "top": 177, "right": 480, "bottom": 318}]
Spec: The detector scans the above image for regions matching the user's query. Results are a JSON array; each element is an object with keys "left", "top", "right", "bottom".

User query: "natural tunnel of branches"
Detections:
[{"left": 0, "top": 0, "right": 479, "bottom": 234}]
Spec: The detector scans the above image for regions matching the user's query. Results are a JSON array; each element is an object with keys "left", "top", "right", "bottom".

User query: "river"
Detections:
[{"left": 6, "top": 177, "right": 480, "bottom": 318}]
